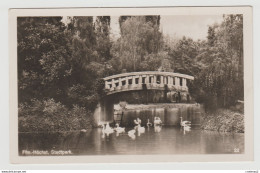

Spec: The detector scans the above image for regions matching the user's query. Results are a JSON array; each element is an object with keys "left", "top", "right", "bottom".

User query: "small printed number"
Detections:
[{"left": 234, "top": 148, "right": 240, "bottom": 153}]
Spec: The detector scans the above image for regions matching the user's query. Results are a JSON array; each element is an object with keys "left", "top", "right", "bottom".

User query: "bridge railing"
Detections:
[{"left": 103, "top": 71, "right": 194, "bottom": 95}]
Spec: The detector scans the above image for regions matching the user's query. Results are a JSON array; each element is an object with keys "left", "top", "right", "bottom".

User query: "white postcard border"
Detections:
[{"left": 9, "top": 6, "right": 253, "bottom": 164}]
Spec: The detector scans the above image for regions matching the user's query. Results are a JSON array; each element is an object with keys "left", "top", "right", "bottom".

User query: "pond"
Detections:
[{"left": 19, "top": 126, "right": 244, "bottom": 156}]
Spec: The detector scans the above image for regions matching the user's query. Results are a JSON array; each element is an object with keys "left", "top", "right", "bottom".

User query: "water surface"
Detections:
[{"left": 19, "top": 126, "right": 244, "bottom": 155}]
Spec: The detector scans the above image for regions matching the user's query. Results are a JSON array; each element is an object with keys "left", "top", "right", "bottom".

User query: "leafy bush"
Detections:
[
  {"left": 68, "top": 105, "right": 93, "bottom": 129},
  {"left": 42, "top": 98, "right": 68, "bottom": 116},
  {"left": 201, "top": 109, "right": 244, "bottom": 133},
  {"left": 18, "top": 98, "right": 93, "bottom": 132}
]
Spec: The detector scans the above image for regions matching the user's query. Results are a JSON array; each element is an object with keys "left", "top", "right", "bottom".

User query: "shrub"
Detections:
[
  {"left": 69, "top": 104, "right": 93, "bottom": 130},
  {"left": 18, "top": 98, "right": 93, "bottom": 132},
  {"left": 201, "top": 109, "right": 244, "bottom": 133},
  {"left": 42, "top": 98, "right": 68, "bottom": 117}
]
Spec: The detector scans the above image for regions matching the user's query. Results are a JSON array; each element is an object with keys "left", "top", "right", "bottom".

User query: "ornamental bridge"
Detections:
[
  {"left": 103, "top": 71, "right": 194, "bottom": 95},
  {"left": 94, "top": 71, "right": 200, "bottom": 126}
]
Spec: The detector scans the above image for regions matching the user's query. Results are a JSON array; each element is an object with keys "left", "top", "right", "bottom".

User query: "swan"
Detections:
[
  {"left": 180, "top": 117, "right": 191, "bottom": 127},
  {"left": 80, "top": 129, "right": 87, "bottom": 133},
  {"left": 137, "top": 124, "right": 145, "bottom": 133},
  {"left": 134, "top": 119, "right": 139, "bottom": 125},
  {"left": 105, "top": 122, "right": 113, "bottom": 130},
  {"left": 154, "top": 117, "right": 162, "bottom": 126},
  {"left": 127, "top": 129, "right": 136, "bottom": 140},
  {"left": 102, "top": 123, "right": 114, "bottom": 134},
  {"left": 128, "top": 129, "right": 136, "bottom": 135},
  {"left": 147, "top": 119, "right": 152, "bottom": 127},
  {"left": 134, "top": 118, "right": 142, "bottom": 125},
  {"left": 114, "top": 123, "right": 125, "bottom": 133}
]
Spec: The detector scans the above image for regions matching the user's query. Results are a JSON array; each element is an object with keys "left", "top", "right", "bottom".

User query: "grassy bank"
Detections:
[{"left": 201, "top": 109, "right": 244, "bottom": 133}]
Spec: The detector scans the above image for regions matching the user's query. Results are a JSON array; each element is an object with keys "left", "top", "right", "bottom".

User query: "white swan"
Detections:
[
  {"left": 180, "top": 117, "right": 191, "bottom": 127},
  {"left": 80, "top": 129, "right": 87, "bottom": 133},
  {"left": 134, "top": 118, "right": 142, "bottom": 125},
  {"left": 128, "top": 129, "right": 136, "bottom": 135},
  {"left": 101, "top": 124, "right": 112, "bottom": 139},
  {"left": 154, "top": 117, "right": 162, "bottom": 126},
  {"left": 128, "top": 129, "right": 136, "bottom": 140},
  {"left": 137, "top": 124, "right": 145, "bottom": 133},
  {"left": 147, "top": 119, "right": 152, "bottom": 127},
  {"left": 102, "top": 122, "right": 114, "bottom": 134},
  {"left": 114, "top": 123, "right": 125, "bottom": 133}
]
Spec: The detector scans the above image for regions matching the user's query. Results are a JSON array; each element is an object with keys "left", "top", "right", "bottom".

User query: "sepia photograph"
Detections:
[{"left": 9, "top": 7, "right": 253, "bottom": 163}]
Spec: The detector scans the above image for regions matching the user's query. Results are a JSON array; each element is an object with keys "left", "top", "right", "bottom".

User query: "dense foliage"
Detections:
[
  {"left": 201, "top": 109, "right": 244, "bottom": 133},
  {"left": 189, "top": 15, "right": 244, "bottom": 110},
  {"left": 18, "top": 15, "right": 243, "bottom": 132}
]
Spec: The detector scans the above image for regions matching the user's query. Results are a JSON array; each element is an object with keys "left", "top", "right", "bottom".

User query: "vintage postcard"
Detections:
[{"left": 9, "top": 7, "right": 253, "bottom": 163}]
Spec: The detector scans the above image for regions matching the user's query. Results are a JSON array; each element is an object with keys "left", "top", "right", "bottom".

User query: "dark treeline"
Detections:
[{"left": 17, "top": 15, "right": 243, "bottom": 132}]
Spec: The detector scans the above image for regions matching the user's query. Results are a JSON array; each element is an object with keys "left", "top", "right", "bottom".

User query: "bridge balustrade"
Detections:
[{"left": 103, "top": 71, "right": 194, "bottom": 95}]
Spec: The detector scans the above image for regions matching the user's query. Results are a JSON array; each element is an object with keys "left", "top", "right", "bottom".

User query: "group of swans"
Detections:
[
  {"left": 129, "top": 119, "right": 146, "bottom": 139},
  {"left": 101, "top": 116, "right": 171, "bottom": 139},
  {"left": 134, "top": 117, "right": 163, "bottom": 134},
  {"left": 101, "top": 118, "right": 147, "bottom": 140},
  {"left": 102, "top": 122, "right": 125, "bottom": 133},
  {"left": 101, "top": 122, "right": 138, "bottom": 139},
  {"left": 146, "top": 117, "right": 163, "bottom": 132},
  {"left": 101, "top": 122, "right": 114, "bottom": 137},
  {"left": 146, "top": 117, "right": 163, "bottom": 127}
]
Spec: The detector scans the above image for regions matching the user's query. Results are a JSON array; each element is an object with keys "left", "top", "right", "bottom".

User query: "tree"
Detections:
[
  {"left": 168, "top": 36, "right": 200, "bottom": 75},
  {"left": 68, "top": 17, "right": 97, "bottom": 84},
  {"left": 111, "top": 16, "right": 163, "bottom": 72},
  {"left": 207, "top": 26, "right": 216, "bottom": 46},
  {"left": 65, "top": 16, "right": 113, "bottom": 108},
  {"left": 189, "top": 14, "right": 244, "bottom": 110},
  {"left": 18, "top": 17, "right": 73, "bottom": 103},
  {"left": 94, "top": 16, "right": 112, "bottom": 62}
]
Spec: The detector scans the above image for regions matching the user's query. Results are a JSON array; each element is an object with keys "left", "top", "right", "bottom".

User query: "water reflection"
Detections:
[
  {"left": 180, "top": 125, "right": 191, "bottom": 135},
  {"left": 122, "top": 104, "right": 203, "bottom": 127},
  {"left": 19, "top": 127, "right": 244, "bottom": 155},
  {"left": 154, "top": 125, "right": 162, "bottom": 133}
]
